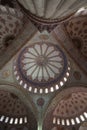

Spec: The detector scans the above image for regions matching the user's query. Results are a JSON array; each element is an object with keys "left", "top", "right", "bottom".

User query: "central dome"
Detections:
[{"left": 14, "top": 42, "right": 70, "bottom": 94}]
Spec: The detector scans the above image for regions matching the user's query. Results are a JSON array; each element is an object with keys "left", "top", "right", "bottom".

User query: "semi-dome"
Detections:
[
  {"left": 53, "top": 87, "right": 87, "bottom": 126},
  {"left": 0, "top": 5, "right": 23, "bottom": 55},
  {"left": 14, "top": 42, "right": 70, "bottom": 94},
  {"left": 17, "top": 0, "right": 87, "bottom": 20},
  {"left": 0, "top": 90, "right": 28, "bottom": 125},
  {"left": 43, "top": 87, "right": 87, "bottom": 130},
  {"left": 65, "top": 8, "right": 87, "bottom": 58}
]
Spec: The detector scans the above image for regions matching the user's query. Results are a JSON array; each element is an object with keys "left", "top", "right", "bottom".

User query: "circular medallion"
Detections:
[
  {"left": 37, "top": 98, "right": 45, "bottom": 106},
  {"left": 14, "top": 42, "right": 70, "bottom": 93}
]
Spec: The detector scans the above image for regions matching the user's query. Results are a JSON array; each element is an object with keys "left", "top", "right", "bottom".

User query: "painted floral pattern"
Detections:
[{"left": 22, "top": 43, "right": 63, "bottom": 82}]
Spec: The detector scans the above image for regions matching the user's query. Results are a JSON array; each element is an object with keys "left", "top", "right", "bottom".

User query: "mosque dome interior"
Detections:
[{"left": 0, "top": 0, "right": 87, "bottom": 130}]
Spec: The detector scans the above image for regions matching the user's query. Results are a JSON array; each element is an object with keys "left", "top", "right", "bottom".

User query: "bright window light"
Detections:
[
  {"left": 66, "top": 72, "right": 69, "bottom": 77},
  {"left": 55, "top": 85, "right": 59, "bottom": 90},
  {"left": 45, "top": 88, "right": 48, "bottom": 93},
  {"left": 71, "top": 119, "right": 75, "bottom": 125},
  {"left": 16, "top": 76, "right": 19, "bottom": 80},
  {"left": 80, "top": 115, "right": 85, "bottom": 121},
  {"left": 10, "top": 118, "right": 14, "bottom": 124},
  {"left": 28, "top": 86, "right": 32, "bottom": 91},
  {"left": 0, "top": 116, "right": 5, "bottom": 121},
  {"left": 50, "top": 87, "right": 54, "bottom": 92},
  {"left": 19, "top": 118, "right": 23, "bottom": 124},
  {"left": 53, "top": 117, "right": 56, "bottom": 124},
  {"left": 83, "top": 112, "right": 87, "bottom": 118},
  {"left": 5, "top": 117, "right": 9, "bottom": 123},
  {"left": 68, "top": 67, "right": 70, "bottom": 71},
  {"left": 40, "top": 89, "right": 43, "bottom": 94},
  {"left": 66, "top": 119, "right": 70, "bottom": 126},
  {"left": 64, "top": 77, "right": 67, "bottom": 82},
  {"left": 75, "top": 117, "right": 80, "bottom": 124},
  {"left": 62, "top": 119, "right": 65, "bottom": 125},
  {"left": 20, "top": 80, "right": 23, "bottom": 85},
  {"left": 57, "top": 118, "right": 60, "bottom": 125},
  {"left": 14, "top": 118, "right": 18, "bottom": 124},
  {"left": 24, "top": 117, "right": 27, "bottom": 123},
  {"left": 24, "top": 84, "right": 27, "bottom": 89},
  {"left": 34, "top": 88, "right": 37, "bottom": 93},
  {"left": 60, "top": 81, "right": 64, "bottom": 86}
]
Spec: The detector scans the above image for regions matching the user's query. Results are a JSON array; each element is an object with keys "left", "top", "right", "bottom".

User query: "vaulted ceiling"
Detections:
[{"left": 0, "top": 1, "right": 87, "bottom": 130}]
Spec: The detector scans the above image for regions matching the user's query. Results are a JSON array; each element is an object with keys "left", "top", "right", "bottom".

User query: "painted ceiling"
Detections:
[{"left": 0, "top": 1, "right": 87, "bottom": 130}]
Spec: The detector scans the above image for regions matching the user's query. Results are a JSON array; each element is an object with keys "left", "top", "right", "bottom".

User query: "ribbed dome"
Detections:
[
  {"left": 14, "top": 42, "right": 70, "bottom": 94},
  {"left": 17, "top": 0, "right": 87, "bottom": 19}
]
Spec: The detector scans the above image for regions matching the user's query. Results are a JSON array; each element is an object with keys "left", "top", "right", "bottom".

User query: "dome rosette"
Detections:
[
  {"left": 14, "top": 42, "right": 70, "bottom": 94},
  {"left": 52, "top": 87, "right": 87, "bottom": 126}
]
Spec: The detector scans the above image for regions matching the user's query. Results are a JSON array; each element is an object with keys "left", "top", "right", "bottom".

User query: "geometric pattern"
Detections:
[
  {"left": 65, "top": 11, "right": 87, "bottom": 58},
  {"left": 0, "top": 5, "right": 23, "bottom": 54},
  {"left": 0, "top": 90, "right": 28, "bottom": 125},
  {"left": 14, "top": 42, "right": 70, "bottom": 94},
  {"left": 52, "top": 87, "right": 87, "bottom": 126}
]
